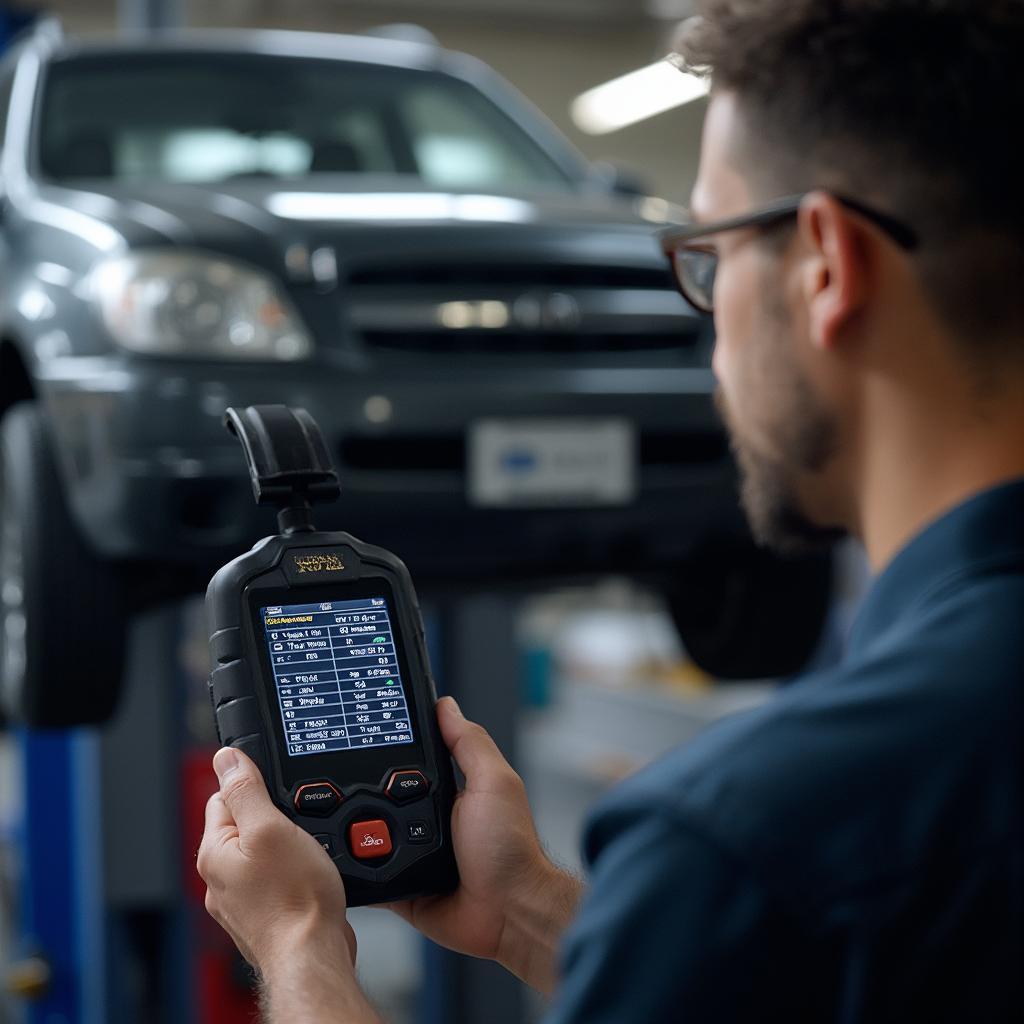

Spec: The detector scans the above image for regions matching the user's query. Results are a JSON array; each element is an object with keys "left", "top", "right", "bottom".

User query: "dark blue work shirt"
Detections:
[{"left": 549, "top": 479, "right": 1024, "bottom": 1023}]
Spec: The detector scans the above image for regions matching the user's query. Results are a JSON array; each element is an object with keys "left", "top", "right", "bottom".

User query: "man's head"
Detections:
[{"left": 672, "top": 0, "right": 1024, "bottom": 553}]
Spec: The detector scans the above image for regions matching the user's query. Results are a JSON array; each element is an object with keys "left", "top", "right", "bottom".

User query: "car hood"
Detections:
[{"left": 31, "top": 178, "right": 681, "bottom": 271}]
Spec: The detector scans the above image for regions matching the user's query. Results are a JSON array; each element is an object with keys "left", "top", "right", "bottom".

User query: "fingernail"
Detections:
[
  {"left": 213, "top": 747, "right": 239, "bottom": 782},
  {"left": 443, "top": 696, "right": 463, "bottom": 717}
]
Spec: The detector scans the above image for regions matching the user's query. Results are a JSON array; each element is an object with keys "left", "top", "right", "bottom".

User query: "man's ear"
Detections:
[{"left": 797, "top": 192, "right": 871, "bottom": 351}]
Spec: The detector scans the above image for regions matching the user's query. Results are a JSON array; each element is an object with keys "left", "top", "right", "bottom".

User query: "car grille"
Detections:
[
  {"left": 360, "top": 330, "right": 692, "bottom": 354},
  {"left": 346, "top": 262, "right": 703, "bottom": 355},
  {"left": 348, "top": 263, "right": 675, "bottom": 290}
]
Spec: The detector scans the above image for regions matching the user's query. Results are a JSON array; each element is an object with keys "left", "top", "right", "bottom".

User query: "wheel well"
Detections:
[{"left": 0, "top": 339, "right": 36, "bottom": 416}]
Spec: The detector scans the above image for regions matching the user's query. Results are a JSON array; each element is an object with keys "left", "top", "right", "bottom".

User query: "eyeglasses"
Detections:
[{"left": 659, "top": 192, "right": 920, "bottom": 314}]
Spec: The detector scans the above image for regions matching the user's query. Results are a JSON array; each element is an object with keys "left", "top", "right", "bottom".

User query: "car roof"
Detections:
[{"left": 41, "top": 27, "right": 449, "bottom": 74}]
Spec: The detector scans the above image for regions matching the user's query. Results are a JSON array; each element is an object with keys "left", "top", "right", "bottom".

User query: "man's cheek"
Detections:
[
  {"left": 711, "top": 339, "right": 725, "bottom": 382},
  {"left": 710, "top": 264, "right": 748, "bottom": 385},
  {"left": 711, "top": 319, "right": 739, "bottom": 389}
]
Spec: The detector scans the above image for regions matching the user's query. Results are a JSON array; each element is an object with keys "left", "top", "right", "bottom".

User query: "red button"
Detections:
[{"left": 348, "top": 819, "right": 393, "bottom": 860}]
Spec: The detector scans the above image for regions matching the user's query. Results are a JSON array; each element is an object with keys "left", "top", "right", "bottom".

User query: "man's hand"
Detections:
[
  {"left": 386, "top": 697, "right": 583, "bottom": 995},
  {"left": 198, "top": 748, "right": 380, "bottom": 1022}
]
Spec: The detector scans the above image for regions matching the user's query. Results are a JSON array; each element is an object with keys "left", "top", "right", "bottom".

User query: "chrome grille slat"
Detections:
[
  {"left": 346, "top": 263, "right": 703, "bottom": 355},
  {"left": 348, "top": 263, "right": 675, "bottom": 290}
]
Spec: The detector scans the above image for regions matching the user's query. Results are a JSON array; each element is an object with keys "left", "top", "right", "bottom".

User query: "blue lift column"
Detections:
[
  {"left": 8, "top": 607, "right": 188, "bottom": 1024},
  {"left": 14, "top": 728, "right": 106, "bottom": 1024}
]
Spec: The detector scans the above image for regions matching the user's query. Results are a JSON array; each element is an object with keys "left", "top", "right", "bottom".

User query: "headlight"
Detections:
[{"left": 90, "top": 250, "right": 314, "bottom": 360}]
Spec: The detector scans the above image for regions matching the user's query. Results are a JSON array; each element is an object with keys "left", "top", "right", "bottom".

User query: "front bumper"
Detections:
[{"left": 39, "top": 356, "right": 747, "bottom": 583}]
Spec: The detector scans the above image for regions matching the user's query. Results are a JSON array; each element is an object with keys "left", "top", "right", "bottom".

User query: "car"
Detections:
[{"left": 0, "top": 20, "right": 832, "bottom": 727}]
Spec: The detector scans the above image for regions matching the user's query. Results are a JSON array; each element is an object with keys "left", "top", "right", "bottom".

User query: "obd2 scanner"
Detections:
[{"left": 206, "top": 405, "right": 458, "bottom": 906}]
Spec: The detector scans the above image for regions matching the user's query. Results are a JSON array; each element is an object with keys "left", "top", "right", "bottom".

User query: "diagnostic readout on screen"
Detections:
[{"left": 259, "top": 598, "right": 415, "bottom": 757}]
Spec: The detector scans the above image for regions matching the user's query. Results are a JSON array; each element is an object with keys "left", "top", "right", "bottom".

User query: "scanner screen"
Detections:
[{"left": 260, "top": 597, "right": 415, "bottom": 757}]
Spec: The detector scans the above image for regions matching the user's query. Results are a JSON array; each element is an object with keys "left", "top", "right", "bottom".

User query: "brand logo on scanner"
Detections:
[
  {"left": 293, "top": 553, "right": 346, "bottom": 574},
  {"left": 359, "top": 834, "right": 386, "bottom": 848}
]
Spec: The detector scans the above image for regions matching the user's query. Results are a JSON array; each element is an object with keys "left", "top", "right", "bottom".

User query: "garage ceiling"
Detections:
[
  {"left": 324, "top": 0, "right": 697, "bottom": 23},
  {"left": 192, "top": 0, "right": 698, "bottom": 29},
  {"left": 51, "top": 0, "right": 696, "bottom": 33}
]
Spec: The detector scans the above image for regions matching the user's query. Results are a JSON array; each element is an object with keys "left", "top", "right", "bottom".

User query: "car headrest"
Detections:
[{"left": 309, "top": 140, "right": 364, "bottom": 174}]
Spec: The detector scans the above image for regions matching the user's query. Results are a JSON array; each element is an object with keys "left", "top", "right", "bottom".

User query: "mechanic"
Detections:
[{"left": 197, "top": 1, "right": 1024, "bottom": 1020}]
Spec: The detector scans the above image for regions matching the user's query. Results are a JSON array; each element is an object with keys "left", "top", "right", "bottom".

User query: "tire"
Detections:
[
  {"left": 667, "top": 545, "right": 834, "bottom": 681},
  {"left": 0, "top": 402, "right": 128, "bottom": 726}
]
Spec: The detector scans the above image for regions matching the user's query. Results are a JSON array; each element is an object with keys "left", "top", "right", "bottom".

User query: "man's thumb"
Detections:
[{"left": 213, "top": 747, "right": 274, "bottom": 827}]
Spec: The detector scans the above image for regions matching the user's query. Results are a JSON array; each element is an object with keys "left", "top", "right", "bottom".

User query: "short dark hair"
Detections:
[{"left": 675, "top": 1, "right": 1024, "bottom": 361}]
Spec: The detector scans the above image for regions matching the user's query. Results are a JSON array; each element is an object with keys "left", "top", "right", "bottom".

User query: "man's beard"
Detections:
[{"left": 715, "top": 337, "right": 846, "bottom": 556}]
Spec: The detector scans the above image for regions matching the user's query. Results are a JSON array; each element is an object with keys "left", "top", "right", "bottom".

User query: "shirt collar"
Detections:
[{"left": 847, "top": 476, "right": 1024, "bottom": 656}]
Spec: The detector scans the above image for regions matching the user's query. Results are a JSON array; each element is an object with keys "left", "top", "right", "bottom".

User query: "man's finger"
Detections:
[
  {"left": 213, "top": 747, "right": 277, "bottom": 829},
  {"left": 204, "top": 791, "right": 236, "bottom": 834},
  {"left": 198, "top": 792, "right": 238, "bottom": 883},
  {"left": 436, "top": 697, "right": 513, "bottom": 793}
]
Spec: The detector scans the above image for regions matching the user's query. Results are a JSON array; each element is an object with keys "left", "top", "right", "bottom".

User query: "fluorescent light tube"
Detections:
[{"left": 572, "top": 59, "right": 710, "bottom": 136}]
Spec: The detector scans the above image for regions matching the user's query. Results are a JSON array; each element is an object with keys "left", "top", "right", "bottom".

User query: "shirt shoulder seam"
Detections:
[{"left": 905, "top": 549, "right": 1024, "bottom": 621}]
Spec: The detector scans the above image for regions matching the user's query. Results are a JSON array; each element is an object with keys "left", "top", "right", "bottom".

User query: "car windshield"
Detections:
[{"left": 38, "top": 52, "right": 576, "bottom": 191}]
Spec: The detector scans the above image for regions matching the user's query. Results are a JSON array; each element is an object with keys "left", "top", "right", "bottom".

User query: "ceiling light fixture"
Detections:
[{"left": 571, "top": 58, "right": 709, "bottom": 136}]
